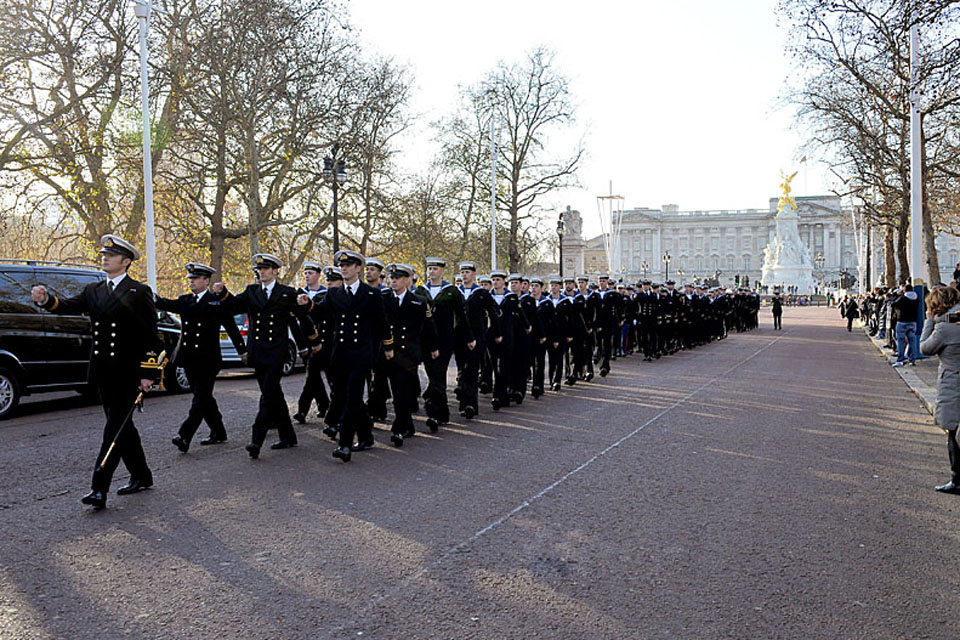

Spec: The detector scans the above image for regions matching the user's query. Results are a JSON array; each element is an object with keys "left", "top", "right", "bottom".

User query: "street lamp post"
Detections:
[
  {"left": 662, "top": 251, "right": 671, "bottom": 281},
  {"left": 677, "top": 268, "right": 685, "bottom": 283},
  {"left": 814, "top": 251, "right": 825, "bottom": 293},
  {"left": 641, "top": 260, "right": 649, "bottom": 280},
  {"left": 134, "top": 1, "right": 157, "bottom": 292},
  {"left": 323, "top": 144, "right": 348, "bottom": 253},
  {"left": 557, "top": 212, "right": 565, "bottom": 277}
]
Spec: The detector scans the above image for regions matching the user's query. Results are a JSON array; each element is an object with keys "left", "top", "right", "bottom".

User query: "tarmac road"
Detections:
[{"left": 0, "top": 307, "right": 956, "bottom": 639}]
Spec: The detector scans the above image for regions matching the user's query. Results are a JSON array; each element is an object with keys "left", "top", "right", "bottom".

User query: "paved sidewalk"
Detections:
[{"left": 861, "top": 322, "right": 938, "bottom": 416}]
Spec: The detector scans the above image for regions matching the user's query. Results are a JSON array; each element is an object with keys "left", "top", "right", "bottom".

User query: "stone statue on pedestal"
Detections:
[{"left": 761, "top": 170, "right": 816, "bottom": 293}]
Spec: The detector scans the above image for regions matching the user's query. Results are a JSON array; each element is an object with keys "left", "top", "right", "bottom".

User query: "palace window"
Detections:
[{"left": 743, "top": 256, "right": 751, "bottom": 271}]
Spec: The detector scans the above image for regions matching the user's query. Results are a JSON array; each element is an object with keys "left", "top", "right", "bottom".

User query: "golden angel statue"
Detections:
[{"left": 777, "top": 170, "right": 798, "bottom": 213}]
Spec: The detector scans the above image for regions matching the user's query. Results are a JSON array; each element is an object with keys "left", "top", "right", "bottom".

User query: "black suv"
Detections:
[{"left": 0, "top": 261, "right": 185, "bottom": 419}]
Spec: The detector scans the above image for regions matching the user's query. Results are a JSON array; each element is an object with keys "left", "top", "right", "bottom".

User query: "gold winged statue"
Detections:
[{"left": 777, "top": 170, "right": 798, "bottom": 213}]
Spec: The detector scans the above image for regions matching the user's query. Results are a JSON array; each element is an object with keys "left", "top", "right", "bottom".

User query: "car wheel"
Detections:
[
  {"left": 282, "top": 341, "right": 297, "bottom": 376},
  {"left": 0, "top": 366, "right": 22, "bottom": 420},
  {"left": 165, "top": 364, "right": 191, "bottom": 393}
]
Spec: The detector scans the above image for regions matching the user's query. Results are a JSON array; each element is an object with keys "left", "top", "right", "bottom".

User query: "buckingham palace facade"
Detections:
[{"left": 560, "top": 195, "right": 960, "bottom": 288}]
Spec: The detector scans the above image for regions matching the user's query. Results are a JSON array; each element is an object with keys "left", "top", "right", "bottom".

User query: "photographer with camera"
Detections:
[{"left": 919, "top": 285, "right": 960, "bottom": 493}]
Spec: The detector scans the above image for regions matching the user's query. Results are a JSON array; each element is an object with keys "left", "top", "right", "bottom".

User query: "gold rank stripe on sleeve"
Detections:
[
  {"left": 383, "top": 337, "right": 394, "bottom": 346},
  {"left": 308, "top": 330, "right": 319, "bottom": 340},
  {"left": 48, "top": 295, "right": 60, "bottom": 311}
]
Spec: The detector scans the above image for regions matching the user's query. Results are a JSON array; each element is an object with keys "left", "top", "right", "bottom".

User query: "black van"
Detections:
[{"left": 0, "top": 261, "right": 185, "bottom": 419}]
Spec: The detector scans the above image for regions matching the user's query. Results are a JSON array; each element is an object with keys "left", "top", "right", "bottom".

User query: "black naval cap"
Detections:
[
  {"left": 185, "top": 262, "right": 216, "bottom": 278},
  {"left": 323, "top": 266, "right": 343, "bottom": 281},
  {"left": 99, "top": 234, "right": 140, "bottom": 261},
  {"left": 641, "top": 279, "right": 652, "bottom": 286},
  {"left": 665, "top": 279, "right": 676, "bottom": 285}
]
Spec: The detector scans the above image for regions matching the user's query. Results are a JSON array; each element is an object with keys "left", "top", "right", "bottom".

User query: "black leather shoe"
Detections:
[
  {"left": 935, "top": 481, "right": 960, "bottom": 494},
  {"left": 81, "top": 490, "right": 107, "bottom": 509},
  {"left": 322, "top": 425, "right": 339, "bottom": 440},
  {"left": 390, "top": 433, "right": 404, "bottom": 447},
  {"left": 292, "top": 412, "right": 307, "bottom": 424},
  {"left": 245, "top": 443, "right": 260, "bottom": 459},
  {"left": 117, "top": 477, "right": 153, "bottom": 495},
  {"left": 551, "top": 382, "right": 561, "bottom": 392},
  {"left": 491, "top": 398, "right": 501, "bottom": 411},
  {"left": 332, "top": 446, "right": 351, "bottom": 462},
  {"left": 425, "top": 417, "right": 439, "bottom": 433},
  {"left": 171, "top": 436, "right": 189, "bottom": 453},
  {"left": 599, "top": 368, "right": 609, "bottom": 377},
  {"left": 478, "top": 384, "right": 492, "bottom": 395},
  {"left": 351, "top": 440, "right": 375, "bottom": 452},
  {"left": 316, "top": 405, "right": 329, "bottom": 418},
  {"left": 564, "top": 377, "right": 576, "bottom": 386},
  {"left": 511, "top": 392, "right": 524, "bottom": 405},
  {"left": 200, "top": 435, "right": 226, "bottom": 446},
  {"left": 463, "top": 406, "right": 476, "bottom": 419},
  {"left": 270, "top": 441, "right": 296, "bottom": 450},
  {"left": 531, "top": 387, "right": 543, "bottom": 398}
]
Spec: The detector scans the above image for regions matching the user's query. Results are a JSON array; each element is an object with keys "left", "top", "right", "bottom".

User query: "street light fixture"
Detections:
[
  {"left": 662, "top": 251, "right": 671, "bottom": 281},
  {"left": 557, "top": 212, "right": 565, "bottom": 277},
  {"left": 322, "top": 143, "right": 348, "bottom": 253},
  {"left": 814, "top": 251, "right": 825, "bottom": 293},
  {"left": 677, "top": 268, "right": 685, "bottom": 283},
  {"left": 641, "top": 260, "right": 649, "bottom": 280}
]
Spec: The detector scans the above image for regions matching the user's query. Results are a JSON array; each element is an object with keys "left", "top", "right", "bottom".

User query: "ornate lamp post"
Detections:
[
  {"left": 677, "top": 268, "right": 685, "bottom": 283},
  {"left": 323, "top": 143, "right": 349, "bottom": 253},
  {"left": 814, "top": 251, "right": 825, "bottom": 293},
  {"left": 662, "top": 251, "right": 671, "bottom": 281},
  {"left": 557, "top": 212, "right": 565, "bottom": 277},
  {"left": 641, "top": 260, "right": 649, "bottom": 280}
]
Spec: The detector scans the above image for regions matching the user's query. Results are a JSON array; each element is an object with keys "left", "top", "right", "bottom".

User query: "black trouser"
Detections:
[
  {"left": 946, "top": 429, "right": 960, "bottom": 484},
  {"left": 846, "top": 315, "right": 855, "bottom": 331},
  {"left": 479, "top": 345, "right": 494, "bottom": 391},
  {"left": 640, "top": 321, "right": 657, "bottom": 358},
  {"left": 297, "top": 351, "right": 330, "bottom": 417},
  {"left": 366, "top": 358, "right": 391, "bottom": 420},
  {"left": 456, "top": 337, "right": 485, "bottom": 413},
  {"left": 331, "top": 353, "right": 373, "bottom": 448},
  {"left": 388, "top": 357, "right": 420, "bottom": 435},
  {"left": 489, "top": 336, "right": 513, "bottom": 405},
  {"left": 773, "top": 312, "right": 782, "bottom": 330},
  {"left": 179, "top": 362, "right": 225, "bottom": 443},
  {"left": 577, "top": 332, "right": 595, "bottom": 378},
  {"left": 511, "top": 333, "right": 530, "bottom": 399},
  {"left": 548, "top": 341, "right": 566, "bottom": 388},
  {"left": 251, "top": 356, "right": 296, "bottom": 447},
  {"left": 423, "top": 346, "right": 453, "bottom": 423},
  {"left": 596, "top": 325, "right": 613, "bottom": 371},
  {"left": 92, "top": 380, "right": 151, "bottom": 493},
  {"left": 530, "top": 340, "right": 547, "bottom": 393}
]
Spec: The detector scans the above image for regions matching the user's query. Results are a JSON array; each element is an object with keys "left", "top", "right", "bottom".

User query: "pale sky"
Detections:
[{"left": 348, "top": 0, "right": 828, "bottom": 239}]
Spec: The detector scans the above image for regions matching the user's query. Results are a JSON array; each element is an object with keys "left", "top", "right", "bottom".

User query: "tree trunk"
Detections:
[
  {"left": 247, "top": 134, "right": 260, "bottom": 255},
  {"left": 209, "top": 127, "right": 229, "bottom": 275},
  {"left": 884, "top": 224, "right": 896, "bottom": 288},
  {"left": 920, "top": 121, "right": 940, "bottom": 284},
  {"left": 897, "top": 202, "right": 910, "bottom": 285}
]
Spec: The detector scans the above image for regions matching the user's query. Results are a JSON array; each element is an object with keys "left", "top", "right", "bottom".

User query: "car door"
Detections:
[
  {"left": 38, "top": 269, "right": 102, "bottom": 385},
  {"left": 0, "top": 267, "right": 46, "bottom": 387}
]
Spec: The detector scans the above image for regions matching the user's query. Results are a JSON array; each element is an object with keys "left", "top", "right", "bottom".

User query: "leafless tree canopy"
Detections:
[{"left": 0, "top": 1, "right": 581, "bottom": 293}]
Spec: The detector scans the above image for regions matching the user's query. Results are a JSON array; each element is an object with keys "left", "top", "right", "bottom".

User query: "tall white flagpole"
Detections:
[{"left": 135, "top": 1, "right": 157, "bottom": 292}]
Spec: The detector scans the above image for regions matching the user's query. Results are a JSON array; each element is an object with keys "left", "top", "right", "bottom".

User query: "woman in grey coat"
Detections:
[{"left": 919, "top": 285, "right": 960, "bottom": 494}]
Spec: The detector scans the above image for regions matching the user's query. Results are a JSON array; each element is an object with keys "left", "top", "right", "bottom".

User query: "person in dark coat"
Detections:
[
  {"left": 32, "top": 234, "right": 160, "bottom": 510},
  {"left": 919, "top": 286, "right": 960, "bottom": 493},
  {"left": 840, "top": 295, "right": 859, "bottom": 332},
  {"left": 455, "top": 263, "right": 500, "bottom": 419},
  {"left": 489, "top": 270, "right": 529, "bottom": 410},
  {"left": 313, "top": 250, "right": 394, "bottom": 462},
  {"left": 528, "top": 277, "right": 557, "bottom": 398},
  {"left": 213, "top": 254, "right": 316, "bottom": 459},
  {"left": 156, "top": 262, "right": 246, "bottom": 452},
  {"left": 771, "top": 292, "right": 784, "bottom": 330},
  {"left": 417, "top": 257, "right": 474, "bottom": 431},
  {"left": 383, "top": 263, "right": 438, "bottom": 446},
  {"left": 594, "top": 274, "right": 623, "bottom": 376},
  {"left": 293, "top": 261, "right": 330, "bottom": 425}
]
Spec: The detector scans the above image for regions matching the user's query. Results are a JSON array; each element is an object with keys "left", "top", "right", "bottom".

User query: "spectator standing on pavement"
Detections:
[
  {"left": 952, "top": 263, "right": 960, "bottom": 283},
  {"left": 892, "top": 286, "right": 920, "bottom": 367},
  {"left": 918, "top": 285, "right": 960, "bottom": 494},
  {"left": 771, "top": 292, "right": 783, "bottom": 330},
  {"left": 839, "top": 295, "right": 859, "bottom": 332}
]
